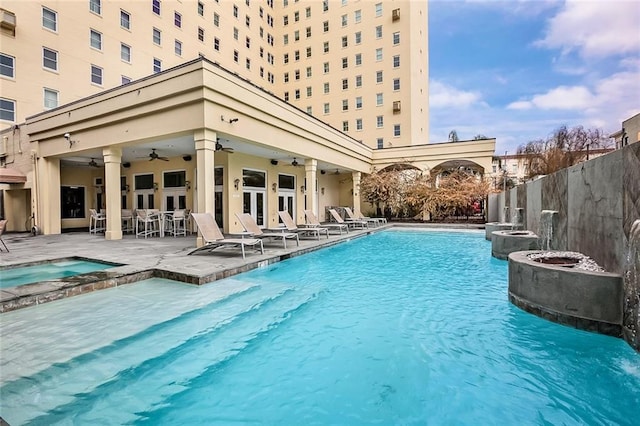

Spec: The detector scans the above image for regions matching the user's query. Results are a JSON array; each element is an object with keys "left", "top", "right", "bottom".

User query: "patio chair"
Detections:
[
  {"left": 235, "top": 213, "right": 299, "bottom": 249},
  {"left": 329, "top": 208, "right": 368, "bottom": 230},
  {"left": 303, "top": 209, "right": 349, "bottom": 235},
  {"left": 355, "top": 208, "right": 387, "bottom": 225},
  {"left": 89, "top": 209, "right": 106, "bottom": 234},
  {"left": 344, "top": 207, "right": 381, "bottom": 227},
  {"left": 0, "top": 219, "right": 9, "bottom": 252},
  {"left": 135, "top": 209, "right": 160, "bottom": 239},
  {"left": 189, "top": 212, "right": 263, "bottom": 259},
  {"left": 278, "top": 210, "right": 329, "bottom": 240},
  {"left": 121, "top": 209, "right": 134, "bottom": 233},
  {"left": 166, "top": 209, "right": 187, "bottom": 237}
]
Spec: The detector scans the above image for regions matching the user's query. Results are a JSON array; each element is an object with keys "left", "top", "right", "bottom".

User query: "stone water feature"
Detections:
[
  {"left": 508, "top": 210, "right": 624, "bottom": 336},
  {"left": 623, "top": 220, "right": 640, "bottom": 350},
  {"left": 491, "top": 230, "right": 538, "bottom": 260},
  {"left": 485, "top": 207, "right": 524, "bottom": 241}
]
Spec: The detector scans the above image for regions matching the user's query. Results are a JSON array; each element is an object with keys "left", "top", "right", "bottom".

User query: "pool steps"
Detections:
[{"left": 0, "top": 279, "right": 322, "bottom": 425}]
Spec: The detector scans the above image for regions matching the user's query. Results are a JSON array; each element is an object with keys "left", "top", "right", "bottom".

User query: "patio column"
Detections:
[
  {"left": 352, "top": 171, "right": 361, "bottom": 212},
  {"left": 37, "top": 156, "right": 61, "bottom": 235},
  {"left": 103, "top": 146, "right": 122, "bottom": 240},
  {"left": 195, "top": 129, "right": 216, "bottom": 247},
  {"left": 305, "top": 158, "right": 318, "bottom": 215}
]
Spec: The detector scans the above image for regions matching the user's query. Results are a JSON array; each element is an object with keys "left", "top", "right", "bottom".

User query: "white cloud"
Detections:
[
  {"left": 507, "top": 100, "right": 533, "bottom": 110},
  {"left": 536, "top": 0, "right": 640, "bottom": 58},
  {"left": 429, "top": 80, "right": 483, "bottom": 108}
]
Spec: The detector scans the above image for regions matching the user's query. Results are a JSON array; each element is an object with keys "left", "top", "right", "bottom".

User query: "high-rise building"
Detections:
[{"left": 0, "top": 0, "right": 428, "bottom": 149}]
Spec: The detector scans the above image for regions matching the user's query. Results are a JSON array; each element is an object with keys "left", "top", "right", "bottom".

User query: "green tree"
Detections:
[{"left": 448, "top": 130, "right": 460, "bottom": 142}]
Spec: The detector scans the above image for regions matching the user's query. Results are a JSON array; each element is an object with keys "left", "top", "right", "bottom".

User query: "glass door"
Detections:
[
  {"left": 277, "top": 174, "right": 296, "bottom": 223},
  {"left": 242, "top": 169, "right": 267, "bottom": 227},
  {"left": 134, "top": 173, "right": 155, "bottom": 210}
]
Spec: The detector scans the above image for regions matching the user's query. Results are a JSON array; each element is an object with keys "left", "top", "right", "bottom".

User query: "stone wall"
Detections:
[{"left": 490, "top": 143, "right": 640, "bottom": 350}]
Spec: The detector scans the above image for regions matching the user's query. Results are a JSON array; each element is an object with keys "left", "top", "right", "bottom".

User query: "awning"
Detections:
[{"left": 0, "top": 168, "right": 27, "bottom": 184}]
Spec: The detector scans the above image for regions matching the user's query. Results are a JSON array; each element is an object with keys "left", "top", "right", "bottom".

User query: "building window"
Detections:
[
  {"left": 343, "top": 121, "right": 349, "bottom": 132},
  {"left": 323, "top": 103, "right": 330, "bottom": 114},
  {"left": 355, "top": 31, "right": 361, "bottom": 44},
  {"left": 377, "top": 138, "right": 383, "bottom": 149},
  {"left": 342, "top": 57, "right": 348, "bottom": 69},
  {"left": 376, "top": 116, "right": 384, "bottom": 128},
  {"left": 354, "top": 96, "right": 362, "bottom": 109},
  {"left": 43, "top": 47, "right": 58, "bottom": 71},
  {"left": 306, "top": 47, "right": 312, "bottom": 58},
  {"left": 394, "top": 124, "right": 401, "bottom": 136},
  {"left": 323, "top": 0, "right": 329, "bottom": 12},
  {"left": 376, "top": 48, "right": 383, "bottom": 61},
  {"left": 306, "top": 6, "right": 311, "bottom": 18},
  {"left": 0, "top": 54, "right": 15, "bottom": 78},
  {"left": 355, "top": 53, "right": 362, "bottom": 66},
  {"left": 90, "top": 0, "right": 101, "bottom": 15},
  {"left": 323, "top": 21, "right": 329, "bottom": 32},
  {"left": 393, "top": 55, "right": 400, "bottom": 68},
  {"left": 376, "top": 70, "right": 383, "bottom": 83},
  {"left": 61, "top": 186, "right": 86, "bottom": 219},
  {"left": 214, "top": 12, "right": 220, "bottom": 27},
  {"left": 233, "top": 50, "right": 239, "bottom": 63},
  {"left": 246, "top": 15, "right": 251, "bottom": 27},
  {"left": 152, "top": 0, "right": 161, "bottom": 15},
  {"left": 323, "top": 42, "right": 329, "bottom": 53},
  {"left": 214, "top": 37, "right": 220, "bottom": 51},
  {"left": 283, "top": 15, "right": 288, "bottom": 25},
  {"left": 306, "top": 66, "right": 312, "bottom": 77},
  {"left": 246, "top": 36, "right": 251, "bottom": 48},
  {"left": 198, "top": 2, "right": 204, "bottom": 16},
  {"left": 355, "top": 9, "right": 361, "bottom": 23},
  {"left": 356, "top": 118, "right": 363, "bottom": 131},
  {"left": 233, "top": 5, "right": 238, "bottom": 17},
  {"left": 341, "top": 14, "right": 347, "bottom": 27},
  {"left": 121, "top": 43, "right": 131, "bottom": 62},
  {"left": 342, "top": 36, "right": 348, "bottom": 48},
  {"left": 174, "top": 39, "right": 182, "bottom": 56},
  {"left": 153, "top": 58, "right": 161, "bottom": 73},
  {"left": 393, "top": 78, "right": 400, "bottom": 90},
  {"left": 120, "top": 10, "right": 131, "bottom": 29},
  {"left": 0, "top": 98, "right": 15, "bottom": 122},
  {"left": 90, "top": 29, "right": 102, "bottom": 50},
  {"left": 306, "top": 26, "right": 311, "bottom": 38},
  {"left": 376, "top": 25, "right": 382, "bottom": 38},
  {"left": 342, "top": 99, "right": 348, "bottom": 111},
  {"left": 342, "top": 78, "right": 348, "bottom": 89},
  {"left": 375, "top": 2, "right": 382, "bottom": 17},
  {"left": 294, "top": 69, "right": 300, "bottom": 80},
  {"left": 323, "top": 82, "right": 330, "bottom": 93},
  {"left": 294, "top": 30, "right": 300, "bottom": 41},
  {"left": 153, "top": 28, "right": 161, "bottom": 45},
  {"left": 283, "top": 34, "right": 289, "bottom": 45},
  {"left": 294, "top": 10, "right": 299, "bottom": 21},
  {"left": 355, "top": 75, "right": 362, "bottom": 87},
  {"left": 306, "top": 86, "right": 312, "bottom": 97},
  {"left": 284, "top": 53, "right": 289, "bottom": 64},
  {"left": 246, "top": 58, "right": 251, "bottom": 70},
  {"left": 323, "top": 62, "right": 329, "bottom": 73},
  {"left": 295, "top": 50, "right": 300, "bottom": 61},
  {"left": 198, "top": 27, "right": 205, "bottom": 42},
  {"left": 295, "top": 89, "right": 300, "bottom": 100},
  {"left": 122, "top": 75, "right": 131, "bottom": 85},
  {"left": 306, "top": 106, "right": 312, "bottom": 114},
  {"left": 376, "top": 93, "right": 383, "bottom": 105},
  {"left": 42, "top": 7, "right": 57, "bottom": 31},
  {"left": 44, "top": 88, "right": 58, "bottom": 109},
  {"left": 284, "top": 72, "right": 289, "bottom": 83},
  {"left": 393, "top": 32, "right": 400, "bottom": 45},
  {"left": 90, "top": 64, "right": 103, "bottom": 85},
  {"left": 284, "top": 92, "right": 289, "bottom": 101}
]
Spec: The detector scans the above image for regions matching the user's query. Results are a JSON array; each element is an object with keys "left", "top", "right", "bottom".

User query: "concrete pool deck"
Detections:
[{"left": 0, "top": 223, "right": 484, "bottom": 313}]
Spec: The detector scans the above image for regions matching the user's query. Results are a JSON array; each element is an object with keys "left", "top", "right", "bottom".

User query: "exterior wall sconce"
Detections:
[
  {"left": 272, "top": 182, "right": 278, "bottom": 192},
  {"left": 153, "top": 182, "right": 159, "bottom": 191},
  {"left": 185, "top": 181, "right": 191, "bottom": 190},
  {"left": 321, "top": 187, "right": 325, "bottom": 195},
  {"left": 123, "top": 184, "right": 130, "bottom": 193},
  {"left": 300, "top": 185, "right": 306, "bottom": 194},
  {"left": 234, "top": 178, "right": 240, "bottom": 190}
]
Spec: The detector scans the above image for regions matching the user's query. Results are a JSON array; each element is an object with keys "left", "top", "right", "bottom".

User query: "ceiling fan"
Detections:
[
  {"left": 215, "top": 139, "right": 234, "bottom": 153},
  {"left": 291, "top": 158, "right": 300, "bottom": 167},
  {"left": 146, "top": 148, "right": 169, "bottom": 161},
  {"left": 88, "top": 158, "right": 100, "bottom": 168}
]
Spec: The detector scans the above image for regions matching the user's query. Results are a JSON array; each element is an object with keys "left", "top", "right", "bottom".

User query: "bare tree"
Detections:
[
  {"left": 448, "top": 130, "right": 459, "bottom": 142},
  {"left": 517, "top": 125, "right": 612, "bottom": 179}
]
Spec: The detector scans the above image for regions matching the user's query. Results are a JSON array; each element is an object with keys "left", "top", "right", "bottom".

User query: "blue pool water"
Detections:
[
  {"left": 0, "top": 230, "right": 638, "bottom": 425},
  {"left": 0, "top": 259, "right": 115, "bottom": 288}
]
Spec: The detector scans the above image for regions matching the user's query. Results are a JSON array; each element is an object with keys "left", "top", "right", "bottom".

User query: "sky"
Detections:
[{"left": 427, "top": 0, "right": 640, "bottom": 154}]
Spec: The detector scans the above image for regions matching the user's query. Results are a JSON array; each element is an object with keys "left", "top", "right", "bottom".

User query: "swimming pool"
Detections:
[
  {"left": 1, "top": 230, "right": 638, "bottom": 424},
  {"left": 0, "top": 259, "right": 117, "bottom": 289}
]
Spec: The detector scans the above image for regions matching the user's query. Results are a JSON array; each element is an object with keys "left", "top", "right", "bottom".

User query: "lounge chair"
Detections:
[
  {"left": 0, "top": 219, "right": 9, "bottom": 252},
  {"left": 189, "top": 212, "right": 263, "bottom": 259},
  {"left": 235, "top": 213, "right": 299, "bottom": 248},
  {"left": 329, "top": 208, "right": 368, "bottom": 229},
  {"left": 278, "top": 210, "right": 329, "bottom": 240},
  {"left": 344, "top": 207, "right": 381, "bottom": 227},
  {"left": 89, "top": 208, "right": 106, "bottom": 234},
  {"left": 304, "top": 209, "right": 349, "bottom": 235}
]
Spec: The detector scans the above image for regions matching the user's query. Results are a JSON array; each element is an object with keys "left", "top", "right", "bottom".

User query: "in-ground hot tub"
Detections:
[{"left": 508, "top": 251, "right": 623, "bottom": 336}]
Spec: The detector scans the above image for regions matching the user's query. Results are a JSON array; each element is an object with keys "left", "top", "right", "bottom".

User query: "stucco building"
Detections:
[{"left": 0, "top": 0, "right": 494, "bottom": 239}]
